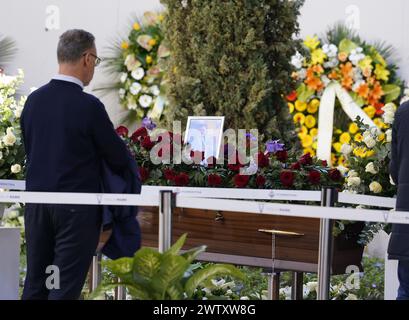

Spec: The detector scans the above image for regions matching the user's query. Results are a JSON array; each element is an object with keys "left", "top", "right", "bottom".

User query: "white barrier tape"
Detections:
[
  {"left": 0, "top": 191, "right": 158, "bottom": 207},
  {"left": 0, "top": 180, "right": 26, "bottom": 191},
  {"left": 176, "top": 197, "right": 409, "bottom": 225},
  {"left": 141, "top": 186, "right": 321, "bottom": 202},
  {"left": 338, "top": 192, "right": 396, "bottom": 209}
]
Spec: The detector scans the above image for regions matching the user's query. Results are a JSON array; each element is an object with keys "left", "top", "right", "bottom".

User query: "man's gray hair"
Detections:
[{"left": 57, "top": 29, "right": 95, "bottom": 63}]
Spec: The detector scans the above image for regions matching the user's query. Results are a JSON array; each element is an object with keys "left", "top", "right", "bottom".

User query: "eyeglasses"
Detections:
[{"left": 83, "top": 52, "right": 102, "bottom": 67}]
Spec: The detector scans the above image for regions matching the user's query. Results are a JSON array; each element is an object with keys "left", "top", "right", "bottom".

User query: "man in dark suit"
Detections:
[
  {"left": 388, "top": 101, "right": 409, "bottom": 300},
  {"left": 21, "top": 29, "right": 131, "bottom": 300}
]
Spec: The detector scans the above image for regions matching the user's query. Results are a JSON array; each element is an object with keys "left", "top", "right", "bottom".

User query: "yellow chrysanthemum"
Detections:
[
  {"left": 349, "top": 123, "right": 359, "bottom": 135},
  {"left": 307, "top": 99, "right": 320, "bottom": 114},
  {"left": 146, "top": 55, "right": 153, "bottom": 64},
  {"left": 374, "top": 64, "right": 390, "bottom": 82},
  {"left": 338, "top": 156, "right": 345, "bottom": 166},
  {"left": 305, "top": 115, "right": 316, "bottom": 129},
  {"left": 288, "top": 103, "right": 295, "bottom": 114},
  {"left": 333, "top": 142, "right": 342, "bottom": 153},
  {"left": 312, "top": 141, "right": 318, "bottom": 150},
  {"left": 366, "top": 150, "right": 375, "bottom": 157},
  {"left": 121, "top": 41, "right": 129, "bottom": 50},
  {"left": 304, "top": 36, "right": 320, "bottom": 50},
  {"left": 304, "top": 148, "right": 316, "bottom": 157},
  {"left": 133, "top": 23, "right": 141, "bottom": 31},
  {"left": 294, "top": 113, "right": 306, "bottom": 125},
  {"left": 355, "top": 133, "right": 363, "bottom": 142},
  {"left": 311, "top": 49, "right": 327, "bottom": 65},
  {"left": 301, "top": 135, "right": 313, "bottom": 148},
  {"left": 353, "top": 147, "right": 367, "bottom": 158},
  {"left": 378, "top": 133, "right": 386, "bottom": 142},
  {"left": 339, "top": 132, "right": 351, "bottom": 144},
  {"left": 374, "top": 118, "right": 386, "bottom": 129},
  {"left": 148, "top": 39, "right": 157, "bottom": 47},
  {"left": 310, "top": 128, "right": 318, "bottom": 138},
  {"left": 364, "top": 105, "right": 376, "bottom": 119},
  {"left": 300, "top": 126, "right": 308, "bottom": 136},
  {"left": 295, "top": 100, "right": 307, "bottom": 112}
]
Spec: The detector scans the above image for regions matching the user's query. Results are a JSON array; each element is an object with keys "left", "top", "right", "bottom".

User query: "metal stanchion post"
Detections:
[
  {"left": 317, "top": 187, "right": 337, "bottom": 300},
  {"left": 159, "top": 190, "right": 174, "bottom": 253},
  {"left": 91, "top": 252, "right": 102, "bottom": 292}
]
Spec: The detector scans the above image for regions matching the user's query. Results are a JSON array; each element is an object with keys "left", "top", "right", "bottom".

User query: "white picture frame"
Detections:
[{"left": 184, "top": 116, "right": 225, "bottom": 160}]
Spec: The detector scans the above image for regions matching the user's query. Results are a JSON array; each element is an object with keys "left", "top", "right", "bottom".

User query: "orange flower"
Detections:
[
  {"left": 287, "top": 91, "right": 298, "bottom": 102},
  {"left": 356, "top": 83, "right": 370, "bottom": 99},
  {"left": 342, "top": 77, "right": 353, "bottom": 90},
  {"left": 368, "top": 81, "right": 384, "bottom": 105},
  {"left": 338, "top": 52, "right": 348, "bottom": 62},
  {"left": 328, "top": 70, "right": 339, "bottom": 80},
  {"left": 305, "top": 66, "right": 324, "bottom": 91},
  {"left": 340, "top": 62, "right": 353, "bottom": 78}
]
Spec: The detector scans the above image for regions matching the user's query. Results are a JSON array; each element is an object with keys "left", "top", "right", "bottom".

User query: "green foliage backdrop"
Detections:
[{"left": 160, "top": 0, "right": 304, "bottom": 145}]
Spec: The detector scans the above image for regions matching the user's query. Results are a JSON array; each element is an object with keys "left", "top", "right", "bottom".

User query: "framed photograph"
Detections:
[{"left": 184, "top": 116, "right": 225, "bottom": 160}]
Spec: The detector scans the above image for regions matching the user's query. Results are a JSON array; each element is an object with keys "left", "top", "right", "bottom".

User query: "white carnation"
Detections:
[
  {"left": 291, "top": 52, "right": 304, "bottom": 70},
  {"left": 382, "top": 103, "right": 396, "bottom": 114},
  {"left": 130, "top": 82, "right": 142, "bottom": 96},
  {"left": 386, "top": 129, "right": 392, "bottom": 143},
  {"left": 131, "top": 68, "right": 145, "bottom": 81},
  {"left": 369, "top": 181, "right": 383, "bottom": 194},
  {"left": 139, "top": 94, "right": 153, "bottom": 108},
  {"left": 365, "top": 162, "right": 378, "bottom": 175},
  {"left": 383, "top": 111, "right": 395, "bottom": 125}
]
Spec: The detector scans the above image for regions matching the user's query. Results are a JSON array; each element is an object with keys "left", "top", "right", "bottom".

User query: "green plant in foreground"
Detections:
[{"left": 90, "top": 234, "right": 245, "bottom": 300}]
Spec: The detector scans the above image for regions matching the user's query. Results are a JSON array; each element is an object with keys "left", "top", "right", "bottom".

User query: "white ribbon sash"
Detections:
[{"left": 317, "top": 82, "right": 376, "bottom": 165}]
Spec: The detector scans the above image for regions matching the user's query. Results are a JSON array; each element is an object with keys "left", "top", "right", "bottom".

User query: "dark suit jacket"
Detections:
[
  {"left": 388, "top": 101, "right": 409, "bottom": 261},
  {"left": 101, "top": 156, "right": 142, "bottom": 260},
  {"left": 21, "top": 79, "right": 141, "bottom": 259}
]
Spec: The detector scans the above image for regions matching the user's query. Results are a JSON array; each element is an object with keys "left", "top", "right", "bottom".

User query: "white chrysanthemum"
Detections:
[
  {"left": 150, "top": 85, "right": 160, "bottom": 96},
  {"left": 131, "top": 68, "right": 145, "bottom": 81},
  {"left": 324, "top": 58, "right": 339, "bottom": 69},
  {"left": 322, "top": 44, "right": 338, "bottom": 58},
  {"left": 130, "top": 82, "right": 142, "bottom": 96},
  {"left": 349, "top": 48, "right": 365, "bottom": 66},
  {"left": 120, "top": 72, "right": 128, "bottom": 84},
  {"left": 11, "top": 164, "right": 21, "bottom": 174},
  {"left": 139, "top": 94, "right": 153, "bottom": 108}
]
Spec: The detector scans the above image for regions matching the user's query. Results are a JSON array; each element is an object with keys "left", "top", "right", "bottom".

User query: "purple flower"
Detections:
[
  {"left": 246, "top": 133, "right": 258, "bottom": 141},
  {"left": 266, "top": 140, "right": 285, "bottom": 153},
  {"left": 142, "top": 117, "right": 157, "bottom": 131}
]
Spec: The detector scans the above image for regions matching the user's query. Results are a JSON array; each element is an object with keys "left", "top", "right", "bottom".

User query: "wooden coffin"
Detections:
[{"left": 138, "top": 207, "right": 364, "bottom": 275}]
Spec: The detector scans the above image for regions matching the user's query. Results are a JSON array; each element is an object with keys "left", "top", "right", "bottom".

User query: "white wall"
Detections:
[{"left": 1, "top": 0, "right": 408, "bottom": 124}]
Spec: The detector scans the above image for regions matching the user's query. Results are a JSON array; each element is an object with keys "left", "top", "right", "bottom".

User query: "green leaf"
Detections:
[
  {"left": 103, "top": 257, "right": 133, "bottom": 277},
  {"left": 181, "top": 245, "right": 207, "bottom": 264},
  {"left": 165, "top": 233, "right": 187, "bottom": 256},
  {"left": 339, "top": 38, "right": 358, "bottom": 54},
  {"left": 132, "top": 247, "right": 162, "bottom": 279},
  {"left": 382, "top": 84, "right": 401, "bottom": 103},
  {"left": 166, "top": 284, "right": 184, "bottom": 300},
  {"left": 296, "top": 84, "right": 315, "bottom": 103},
  {"left": 184, "top": 264, "right": 245, "bottom": 298},
  {"left": 349, "top": 92, "right": 366, "bottom": 107}
]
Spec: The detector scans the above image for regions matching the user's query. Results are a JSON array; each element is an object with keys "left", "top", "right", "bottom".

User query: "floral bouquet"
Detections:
[
  {"left": 99, "top": 11, "right": 170, "bottom": 125},
  {"left": 287, "top": 25, "right": 404, "bottom": 166},
  {"left": 0, "top": 69, "right": 25, "bottom": 180}
]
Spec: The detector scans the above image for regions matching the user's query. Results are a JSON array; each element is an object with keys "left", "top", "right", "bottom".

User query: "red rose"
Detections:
[
  {"left": 308, "top": 170, "right": 321, "bottom": 185},
  {"left": 300, "top": 153, "right": 313, "bottom": 166},
  {"left": 233, "top": 174, "right": 250, "bottom": 188},
  {"left": 291, "top": 162, "right": 301, "bottom": 171},
  {"left": 328, "top": 169, "right": 342, "bottom": 181},
  {"left": 163, "top": 169, "right": 176, "bottom": 181},
  {"left": 276, "top": 150, "right": 288, "bottom": 162},
  {"left": 321, "top": 160, "right": 328, "bottom": 167},
  {"left": 139, "top": 167, "right": 149, "bottom": 182},
  {"left": 208, "top": 174, "right": 222, "bottom": 187},
  {"left": 175, "top": 173, "right": 190, "bottom": 186},
  {"left": 256, "top": 175, "right": 266, "bottom": 188},
  {"left": 280, "top": 171, "right": 295, "bottom": 188},
  {"left": 116, "top": 126, "right": 129, "bottom": 137},
  {"left": 141, "top": 136, "right": 155, "bottom": 150},
  {"left": 228, "top": 163, "right": 242, "bottom": 172},
  {"left": 131, "top": 127, "right": 148, "bottom": 143},
  {"left": 287, "top": 91, "right": 297, "bottom": 102},
  {"left": 257, "top": 152, "right": 269, "bottom": 168}
]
